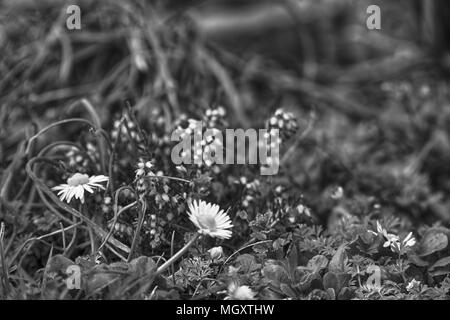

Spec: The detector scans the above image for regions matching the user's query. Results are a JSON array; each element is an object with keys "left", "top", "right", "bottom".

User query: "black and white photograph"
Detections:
[{"left": 1, "top": 0, "right": 450, "bottom": 306}]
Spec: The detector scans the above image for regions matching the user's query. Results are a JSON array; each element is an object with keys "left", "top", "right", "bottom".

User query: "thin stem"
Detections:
[
  {"left": 155, "top": 233, "right": 200, "bottom": 276},
  {"left": 143, "top": 175, "right": 191, "bottom": 184},
  {"left": 219, "top": 240, "right": 272, "bottom": 274},
  {"left": 97, "top": 201, "right": 137, "bottom": 254},
  {"left": 0, "top": 223, "right": 11, "bottom": 297},
  {"left": 25, "top": 118, "right": 95, "bottom": 155},
  {"left": 127, "top": 200, "right": 145, "bottom": 262}
]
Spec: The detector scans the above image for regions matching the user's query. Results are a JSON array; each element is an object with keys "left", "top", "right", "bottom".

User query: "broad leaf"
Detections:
[{"left": 418, "top": 231, "right": 448, "bottom": 256}]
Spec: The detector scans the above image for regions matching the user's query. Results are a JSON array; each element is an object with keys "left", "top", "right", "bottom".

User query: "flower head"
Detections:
[
  {"left": 226, "top": 282, "right": 256, "bottom": 300},
  {"left": 360, "top": 282, "right": 382, "bottom": 294},
  {"left": 383, "top": 233, "right": 400, "bottom": 250},
  {"left": 52, "top": 173, "right": 109, "bottom": 204},
  {"left": 187, "top": 200, "right": 233, "bottom": 239},
  {"left": 369, "top": 221, "right": 415, "bottom": 253},
  {"left": 387, "top": 232, "right": 416, "bottom": 253},
  {"left": 135, "top": 159, "right": 153, "bottom": 177},
  {"left": 208, "top": 246, "right": 224, "bottom": 260},
  {"left": 406, "top": 279, "right": 421, "bottom": 292}
]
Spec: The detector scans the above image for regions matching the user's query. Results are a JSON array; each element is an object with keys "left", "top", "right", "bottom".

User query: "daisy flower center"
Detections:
[
  {"left": 67, "top": 173, "right": 90, "bottom": 186},
  {"left": 197, "top": 214, "right": 217, "bottom": 231}
]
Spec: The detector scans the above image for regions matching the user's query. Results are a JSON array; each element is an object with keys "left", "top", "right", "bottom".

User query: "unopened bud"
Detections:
[{"left": 208, "top": 246, "right": 224, "bottom": 260}]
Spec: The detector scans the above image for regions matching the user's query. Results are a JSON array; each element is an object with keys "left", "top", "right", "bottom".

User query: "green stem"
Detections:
[{"left": 155, "top": 233, "right": 200, "bottom": 276}]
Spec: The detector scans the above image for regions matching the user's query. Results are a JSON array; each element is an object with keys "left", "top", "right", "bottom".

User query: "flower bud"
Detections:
[{"left": 208, "top": 246, "right": 224, "bottom": 260}]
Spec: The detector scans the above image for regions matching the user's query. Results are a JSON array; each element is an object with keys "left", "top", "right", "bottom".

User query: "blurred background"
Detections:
[{"left": 1, "top": 0, "right": 450, "bottom": 128}]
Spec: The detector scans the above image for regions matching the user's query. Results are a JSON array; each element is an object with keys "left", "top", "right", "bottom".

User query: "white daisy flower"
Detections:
[
  {"left": 187, "top": 200, "right": 233, "bottom": 239},
  {"left": 52, "top": 173, "right": 109, "bottom": 204}
]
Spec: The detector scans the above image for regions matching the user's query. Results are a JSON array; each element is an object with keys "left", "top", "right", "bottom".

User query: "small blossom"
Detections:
[
  {"left": 402, "top": 232, "right": 416, "bottom": 248},
  {"left": 383, "top": 233, "right": 400, "bottom": 249},
  {"left": 187, "top": 200, "right": 233, "bottom": 239},
  {"left": 388, "top": 232, "right": 416, "bottom": 253},
  {"left": 208, "top": 246, "right": 224, "bottom": 260},
  {"left": 406, "top": 279, "right": 421, "bottom": 292},
  {"left": 369, "top": 221, "right": 413, "bottom": 253},
  {"left": 52, "top": 173, "right": 108, "bottom": 204},
  {"left": 377, "top": 221, "right": 386, "bottom": 234},
  {"left": 360, "top": 282, "right": 382, "bottom": 294},
  {"left": 296, "top": 204, "right": 311, "bottom": 217},
  {"left": 226, "top": 282, "right": 256, "bottom": 300},
  {"left": 331, "top": 186, "right": 344, "bottom": 199},
  {"left": 369, "top": 220, "right": 386, "bottom": 236}
]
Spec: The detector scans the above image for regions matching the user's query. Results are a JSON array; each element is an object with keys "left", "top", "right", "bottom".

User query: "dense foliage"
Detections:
[{"left": 1, "top": 0, "right": 450, "bottom": 300}]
